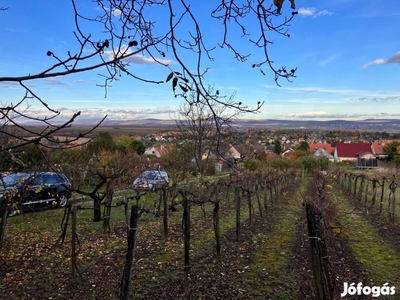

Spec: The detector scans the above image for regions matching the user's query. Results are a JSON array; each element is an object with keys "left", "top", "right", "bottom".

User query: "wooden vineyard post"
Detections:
[
  {"left": 262, "top": 180, "right": 268, "bottom": 214},
  {"left": 71, "top": 205, "right": 79, "bottom": 277},
  {"left": 389, "top": 181, "right": 397, "bottom": 223},
  {"left": 273, "top": 177, "right": 278, "bottom": 203},
  {"left": 124, "top": 195, "right": 129, "bottom": 236},
  {"left": 247, "top": 190, "right": 252, "bottom": 228},
  {"left": 225, "top": 184, "right": 231, "bottom": 204},
  {"left": 255, "top": 182, "right": 263, "bottom": 219},
  {"left": 269, "top": 181, "right": 274, "bottom": 205},
  {"left": 120, "top": 205, "right": 141, "bottom": 300},
  {"left": 235, "top": 186, "right": 241, "bottom": 242},
  {"left": 357, "top": 175, "right": 364, "bottom": 200},
  {"left": 347, "top": 173, "right": 351, "bottom": 193},
  {"left": 182, "top": 195, "right": 191, "bottom": 296},
  {"left": 213, "top": 201, "right": 221, "bottom": 259},
  {"left": 306, "top": 202, "right": 334, "bottom": 300},
  {"left": 353, "top": 175, "right": 359, "bottom": 197},
  {"left": 379, "top": 179, "right": 385, "bottom": 215},
  {"left": 0, "top": 206, "right": 7, "bottom": 249},
  {"left": 306, "top": 202, "right": 322, "bottom": 299},
  {"left": 371, "top": 179, "right": 377, "bottom": 208},
  {"left": 55, "top": 205, "right": 71, "bottom": 246},
  {"left": 364, "top": 180, "right": 369, "bottom": 203},
  {"left": 162, "top": 187, "right": 168, "bottom": 239}
]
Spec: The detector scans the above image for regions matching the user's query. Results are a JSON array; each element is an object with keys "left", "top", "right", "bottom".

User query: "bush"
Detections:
[
  {"left": 203, "top": 159, "right": 217, "bottom": 176},
  {"left": 243, "top": 159, "right": 260, "bottom": 171},
  {"left": 299, "top": 155, "right": 330, "bottom": 173},
  {"left": 267, "top": 156, "right": 298, "bottom": 171}
]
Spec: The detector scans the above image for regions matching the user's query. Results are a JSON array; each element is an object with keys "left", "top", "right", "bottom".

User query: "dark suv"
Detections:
[{"left": 0, "top": 172, "right": 72, "bottom": 216}]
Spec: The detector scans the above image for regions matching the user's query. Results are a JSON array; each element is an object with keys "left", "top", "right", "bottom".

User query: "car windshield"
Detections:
[
  {"left": 0, "top": 173, "right": 30, "bottom": 190},
  {"left": 142, "top": 172, "right": 156, "bottom": 180}
]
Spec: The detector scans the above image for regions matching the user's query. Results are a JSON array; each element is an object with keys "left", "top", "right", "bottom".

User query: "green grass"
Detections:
[
  {"left": 243, "top": 177, "right": 308, "bottom": 298},
  {"left": 333, "top": 171, "right": 400, "bottom": 220},
  {"left": 330, "top": 187, "right": 400, "bottom": 287},
  {"left": 9, "top": 171, "right": 400, "bottom": 299}
]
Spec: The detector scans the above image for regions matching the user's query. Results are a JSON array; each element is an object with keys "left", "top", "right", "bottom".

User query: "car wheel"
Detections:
[{"left": 58, "top": 193, "right": 69, "bottom": 207}]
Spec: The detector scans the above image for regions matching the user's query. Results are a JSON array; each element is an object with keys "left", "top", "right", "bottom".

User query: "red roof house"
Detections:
[
  {"left": 334, "top": 143, "right": 372, "bottom": 162},
  {"left": 309, "top": 143, "right": 335, "bottom": 154},
  {"left": 371, "top": 142, "right": 388, "bottom": 159},
  {"left": 144, "top": 145, "right": 168, "bottom": 158},
  {"left": 334, "top": 143, "right": 378, "bottom": 168}
]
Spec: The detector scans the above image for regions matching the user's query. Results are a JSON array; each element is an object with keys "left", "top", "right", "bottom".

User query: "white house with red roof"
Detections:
[
  {"left": 371, "top": 142, "right": 388, "bottom": 160},
  {"left": 144, "top": 145, "right": 168, "bottom": 158},
  {"left": 334, "top": 143, "right": 378, "bottom": 168},
  {"left": 309, "top": 143, "right": 335, "bottom": 154}
]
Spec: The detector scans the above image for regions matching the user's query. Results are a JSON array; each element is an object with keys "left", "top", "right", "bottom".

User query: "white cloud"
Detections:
[
  {"left": 287, "top": 111, "right": 332, "bottom": 118},
  {"left": 362, "top": 51, "right": 400, "bottom": 68},
  {"left": 112, "top": 8, "right": 121, "bottom": 17},
  {"left": 96, "top": 5, "right": 121, "bottom": 17},
  {"left": 42, "top": 78, "right": 68, "bottom": 86},
  {"left": 351, "top": 96, "right": 400, "bottom": 102},
  {"left": 283, "top": 111, "right": 400, "bottom": 120},
  {"left": 0, "top": 81, "right": 21, "bottom": 88},
  {"left": 315, "top": 10, "right": 334, "bottom": 17},
  {"left": 374, "top": 112, "right": 400, "bottom": 118},
  {"left": 127, "top": 55, "right": 172, "bottom": 65},
  {"left": 298, "top": 7, "right": 315, "bottom": 16},
  {"left": 264, "top": 84, "right": 368, "bottom": 96},
  {"left": 319, "top": 54, "right": 339, "bottom": 67},
  {"left": 62, "top": 107, "right": 175, "bottom": 120},
  {"left": 104, "top": 46, "right": 172, "bottom": 65},
  {"left": 9, "top": 106, "right": 177, "bottom": 125},
  {"left": 298, "top": 7, "right": 334, "bottom": 17}
]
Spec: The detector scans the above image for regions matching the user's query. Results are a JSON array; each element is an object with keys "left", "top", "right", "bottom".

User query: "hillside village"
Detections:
[
  {"left": 40, "top": 126, "right": 399, "bottom": 173},
  {"left": 6, "top": 122, "right": 400, "bottom": 176},
  {"left": 128, "top": 126, "right": 394, "bottom": 151}
]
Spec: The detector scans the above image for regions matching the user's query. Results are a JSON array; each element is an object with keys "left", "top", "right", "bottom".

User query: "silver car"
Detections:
[{"left": 133, "top": 170, "right": 169, "bottom": 191}]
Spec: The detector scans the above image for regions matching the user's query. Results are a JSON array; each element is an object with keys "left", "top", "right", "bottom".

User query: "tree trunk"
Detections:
[{"left": 102, "top": 181, "right": 114, "bottom": 233}]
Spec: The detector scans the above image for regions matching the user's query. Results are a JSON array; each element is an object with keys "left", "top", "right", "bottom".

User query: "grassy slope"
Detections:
[
  {"left": 329, "top": 185, "right": 400, "bottom": 289},
  {"left": 3, "top": 174, "right": 400, "bottom": 299}
]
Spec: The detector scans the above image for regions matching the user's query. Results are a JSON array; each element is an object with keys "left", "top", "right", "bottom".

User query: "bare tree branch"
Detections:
[{"left": 0, "top": 0, "right": 297, "bottom": 159}]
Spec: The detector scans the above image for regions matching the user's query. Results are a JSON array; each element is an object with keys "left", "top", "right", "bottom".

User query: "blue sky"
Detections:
[{"left": 1, "top": 0, "right": 399, "bottom": 123}]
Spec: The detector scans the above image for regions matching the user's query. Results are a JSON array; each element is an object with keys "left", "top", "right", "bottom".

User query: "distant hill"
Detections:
[
  {"left": 231, "top": 118, "right": 400, "bottom": 131},
  {"left": 97, "top": 118, "right": 400, "bottom": 131},
  {"left": 25, "top": 117, "right": 400, "bottom": 132}
]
